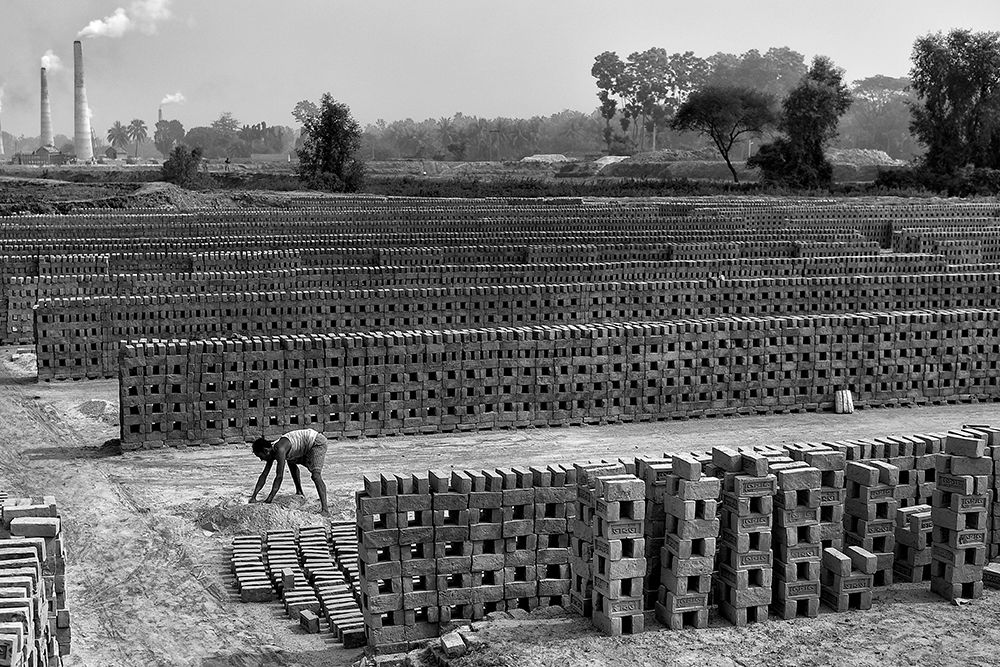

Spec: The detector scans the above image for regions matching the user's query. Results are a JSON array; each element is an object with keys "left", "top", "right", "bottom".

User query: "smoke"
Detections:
[
  {"left": 41, "top": 50, "right": 64, "bottom": 71},
  {"left": 78, "top": 0, "right": 172, "bottom": 39},
  {"left": 160, "top": 92, "right": 185, "bottom": 105}
]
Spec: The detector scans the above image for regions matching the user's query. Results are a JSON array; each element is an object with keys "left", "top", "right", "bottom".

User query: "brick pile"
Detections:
[
  {"left": 819, "top": 546, "right": 876, "bottom": 611},
  {"left": 0, "top": 494, "right": 71, "bottom": 666},
  {"left": 635, "top": 456, "right": 672, "bottom": 611},
  {"left": 356, "top": 467, "right": 575, "bottom": 655},
  {"left": 591, "top": 474, "right": 646, "bottom": 636},
  {"left": 232, "top": 525, "right": 364, "bottom": 648},
  {"left": 844, "top": 461, "right": 900, "bottom": 587},
  {"left": 893, "top": 505, "right": 933, "bottom": 583},
  {"left": 929, "top": 431, "right": 991, "bottom": 601},
  {"left": 119, "top": 309, "right": 1000, "bottom": 449},
  {"left": 656, "top": 453, "right": 719, "bottom": 629},
  {"left": 770, "top": 457, "right": 823, "bottom": 619},
  {"left": 568, "top": 462, "right": 623, "bottom": 618},
  {"left": 714, "top": 450, "right": 773, "bottom": 627}
]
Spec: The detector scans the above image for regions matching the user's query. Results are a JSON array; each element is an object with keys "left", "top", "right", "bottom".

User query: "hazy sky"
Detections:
[{"left": 2, "top": 0, "right": 998, "bottom": 139}]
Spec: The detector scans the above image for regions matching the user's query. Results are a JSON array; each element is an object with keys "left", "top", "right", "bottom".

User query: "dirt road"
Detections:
[{"left": 0, "top": 347, "right": 997, "bottom": 666}]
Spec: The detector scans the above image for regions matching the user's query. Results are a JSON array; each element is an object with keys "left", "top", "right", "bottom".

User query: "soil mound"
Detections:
[{"left": 192, "top": 497, "right": 328, "bottom": 535}]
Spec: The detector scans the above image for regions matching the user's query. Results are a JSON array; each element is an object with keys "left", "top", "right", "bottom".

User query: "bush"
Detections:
[{"left": 161, "top": 146, "right": 213, "bottom": 189}]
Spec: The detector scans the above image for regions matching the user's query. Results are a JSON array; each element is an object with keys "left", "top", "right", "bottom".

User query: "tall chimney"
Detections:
[
  {"left": 40, "top": 68, "right": 54, "bottom": 147},
  {"left": 73, "top": 40, "right": 94, "bottom": 161},
  {"left": 158, "top": 107, "right": 163, "bottom": 123},
  {"left": 0, "top": 113, "right": 5, "bottom": 157}
]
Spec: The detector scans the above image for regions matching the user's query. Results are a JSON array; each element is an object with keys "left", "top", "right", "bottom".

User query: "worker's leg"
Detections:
[{"left": 309, "top": 435, "right": 330, "bottom": 514}]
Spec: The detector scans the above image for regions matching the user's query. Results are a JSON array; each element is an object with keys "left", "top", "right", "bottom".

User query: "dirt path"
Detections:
[{"left": 0, "top": 346, "right": 997, "bottom": 665}]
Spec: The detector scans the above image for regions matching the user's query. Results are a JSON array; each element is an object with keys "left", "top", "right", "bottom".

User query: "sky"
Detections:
[{"left": 2, "top": 0, "right": 999, "bottom": 140}]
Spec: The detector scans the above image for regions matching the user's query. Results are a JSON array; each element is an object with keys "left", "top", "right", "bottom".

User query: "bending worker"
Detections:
[{"left": 250, "top": 428, "right": 329, "bottom": 515}]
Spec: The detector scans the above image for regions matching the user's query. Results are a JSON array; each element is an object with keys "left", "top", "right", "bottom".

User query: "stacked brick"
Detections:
[
  {"left": 929, "top": 431, "right": 990, "bottom": 601},
  {"left": 770, "top": 458, "right": 823, "bottom": 619},
  {"left": 959, "top": 424, "right": 1000, "bottom": 559},
  {"left": 892, "top": 505, "right": 933, "bottom": 583},
  {"left": 569, "top": 462, "right": 624, "bottom": 618},
  {"left": 844, "top": 461, "right": 899, "bottom": 587},
  {"left": 231, "top": 535, "right": 275, "bottom": 602},
  {"left": 788, "top": 444, "right": 846, "bottom": 549},
  {"left": 357, "top": 466, "right": 575, "bottom": 655},
  {"left": 0, "top": 494, "right": 71, "bottom": 666},
  {"left": 656, "top": 453, "right": 720, "bottom": 629},
  {"left": 591, "top": 474, "right": 646, "bottom": 636},
  {"left": 119, "top": 309, "right": 1000, "bottom": 449},
  {"left": 713, "top": 450, "right": 775, "bottom": 626},
  {"left": 820, "top": 546, "right": 876, "bottom": 611},
  {"left": 635, "top": 456, "right": 673, "bottom": 611},
  {"left": 263, "top": 530, "right": 322, "bottom": 623}
]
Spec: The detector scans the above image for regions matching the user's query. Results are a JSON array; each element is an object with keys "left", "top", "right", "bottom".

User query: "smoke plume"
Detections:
[
  {"left": 41, "top": 50, "right": 64, "bottom": 71},
  {"left": 160, "top": 92, "right": 185, "bottom": 105},
  {"left": 78, "top": 0, "right": 172, "bottom": 39}
]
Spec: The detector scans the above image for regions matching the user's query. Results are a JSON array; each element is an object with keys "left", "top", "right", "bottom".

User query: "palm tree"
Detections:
[
  {"left": 107, "top": 121, "right": 130, "bottom": 152},
  {"left": 126, "top": 119, "right": 148, "bottom": 158}
]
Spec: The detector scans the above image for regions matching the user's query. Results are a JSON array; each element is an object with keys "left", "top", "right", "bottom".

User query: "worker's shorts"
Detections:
[{"left": 300, "top": 434, "right": 329, "bottom": 474}]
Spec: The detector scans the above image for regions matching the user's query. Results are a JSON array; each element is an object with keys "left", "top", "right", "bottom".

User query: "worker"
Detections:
[{"left": 249, "top": 428, "right": 329, "bottom": 515}]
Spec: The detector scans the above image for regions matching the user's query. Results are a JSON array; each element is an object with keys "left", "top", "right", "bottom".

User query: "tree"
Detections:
[
  {"left": 211, "top": 112, "right": 241, "bottom": 134},
  {"left": 153, "top": 119, "right": 185, "bottom": 158},
  {"left": 296, "top": 93, "right": 365, "bottom": 191},
  {"left": 126, "top": 119, "right": 148, "bottom": 158},
  {"left": 909, "top": 29, "right": 1000, "bottom": 173},
  {"left": 836, "top": 76, "right": 919, "bottom": 159},
  {"left": 107, "top": 121, "right": 130, "bottom": 150},
  {"left": 707, "top": 47, "right": 807, "bottom": 98},
  {"left": 748, "top": 56, "right": 853, "bottom": 188},
  {"left": 291, "top": 100, "right": 320, "bottom": 126},
  {"left": 671, "top": 86, "right": 778, "bottom": 182},
  {"left": 161, "top": 145, "right": 205, "bottom": 188}
]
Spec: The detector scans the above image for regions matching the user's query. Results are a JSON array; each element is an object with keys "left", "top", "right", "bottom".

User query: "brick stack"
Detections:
[
  {"left": 714, "top": 450, "right": 775, "bottom": 626},
  {"left": 930, "top": 431, "right": 989, "bottom": 601},
  {"left": 0, "top": 494, "right": 71, "bottom": 666},
  {"left": 788, "top": 444, "right": 846, "bottom": 550},
  {"left": 231, "top": 535, "right": 275, "bottom": 602},
  {"left": 655, "top": 453, "right": 721, "bottom": 629},
  {"left": 308, "top": 526, "right": 365, "bottom": 648},
  {"left": 635, "top": 456, "right": 673, "bottom": 611},
  {"left": 466, "top": 470, "right": 504, "bottom": 619},
  {"left": 591, "top": 474, "right": 646, "bottom": 636},
  {"left": 265, "top": 529, "right": 321, "bottom": 623},
  {"left": 358, "top": 475, "right": 408, "bottom": 654},
  {"left": 892, "top": 504, "right": 933, "bottom": 583},
  {"left": 844, "top": 461, "right": 899, "bottom": 587},
  {"left": 912, "top": 433, "right": 942, "bottom": 507},
  {"left": 770, "top": 459, "right": 823, "bottom": 620},
  {"left": 530, "top": 466, "right": 574, "bottom": 609},
  {"left": 569, "top": 462, "right": 624, "bottom": 618},
  {"left": 959, "top": 424, "right": 1000, "bottom": 559},
  {"left": 819, "top": 546, "right": 876, "bottom": 611},
  {"left": 329, "top": 520, "right": 360, "bottom": 597},
  {"left": 496, "top": 468, "right": 537, "bottom": 614}
]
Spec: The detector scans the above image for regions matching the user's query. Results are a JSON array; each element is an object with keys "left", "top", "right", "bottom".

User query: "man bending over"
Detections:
[{"left": 250, "top": 428, "right": 329, "bottom": 515}]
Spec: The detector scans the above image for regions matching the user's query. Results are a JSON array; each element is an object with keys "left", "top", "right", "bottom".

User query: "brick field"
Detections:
[{"left": 0, "top": 194, "right": 998, "bottom": 665}]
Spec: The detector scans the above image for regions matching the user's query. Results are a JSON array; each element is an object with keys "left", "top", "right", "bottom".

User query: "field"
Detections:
[{"left": 1, "top": 347, "right": 998, "bottom": 667}]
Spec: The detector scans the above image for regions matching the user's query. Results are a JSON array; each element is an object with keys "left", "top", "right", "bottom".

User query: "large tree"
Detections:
[
  {"left": 153, "top": 119, "right": 185, "bottom": 158},
  {"left": 211, "top": 112, "right": 241, "bottom": 134},
  {"left": 909, "top": 29, "right": 1000, "bottom": 173},
  {"left": 748, "top": 56, "right": 853, "bottom": 188},
  {"left": 707, "top": 47, "right": 808, "bottom": 98},
  {"left": 126, "top": 119, "right": 149, "bottom": 158},
  {"left": 296, "top": 93, "right": 365, "bottom": 191},
  {"left": 671, "top": 86, "right": 778, "bottom": 182}
]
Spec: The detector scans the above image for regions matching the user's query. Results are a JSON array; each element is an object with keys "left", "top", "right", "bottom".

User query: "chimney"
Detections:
[
  {"left": 158, "top": 107, "right": 163, "bottom": 123},
  {"left": 40, "top": 68, "right": 54, "bottom": 148},
  {"left": 73, "top": 40, "right": 94, "bottom": 161},
  {"left": 0, "top": 113, "right": 5, "bottom": 157}
]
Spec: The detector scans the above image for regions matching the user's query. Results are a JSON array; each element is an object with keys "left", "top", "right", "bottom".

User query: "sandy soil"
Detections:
[{"left": 0, "top": 347, "right": 998, "bottom": 666}]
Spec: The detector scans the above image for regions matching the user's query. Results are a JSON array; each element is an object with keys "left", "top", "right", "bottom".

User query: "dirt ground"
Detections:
[{"left": 0, "top": 347, "right": 998, "bottom": 666}]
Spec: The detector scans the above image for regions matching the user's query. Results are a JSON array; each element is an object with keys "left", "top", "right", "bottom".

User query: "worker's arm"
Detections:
[
  {"left": 289, "top": 462, "right": 304, "bottom": 495},
  {"left": 250, "top": 460, "right": 273, "bottom": 502},
  {"left": 264, "top": 443, "right": 288, "bottom": 503}
]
